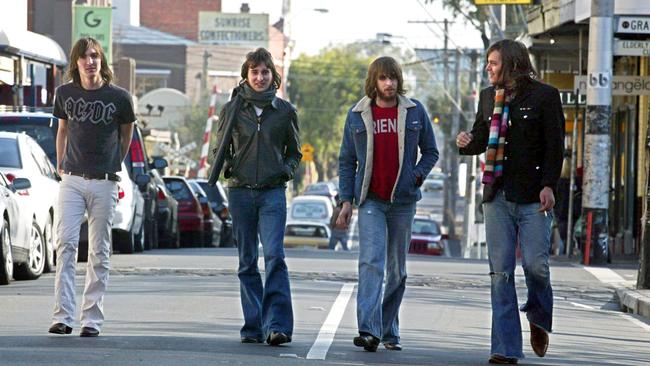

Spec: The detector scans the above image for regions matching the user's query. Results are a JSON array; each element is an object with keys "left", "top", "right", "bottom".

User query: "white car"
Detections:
[
  {"left": 288, "top": 195, "right": 334, "bottom": 226},
  {"left": 283, "top": 221, "right": 331, "bottom": 249},
  {"left": 0, "top": 132, "right": 59, "bottom": 278},
  {"left": 0, "top": 173, "right": 34, "bottom": 285},
  {"left": 112, "top": 162, "right": 148, "bottom": 254}
]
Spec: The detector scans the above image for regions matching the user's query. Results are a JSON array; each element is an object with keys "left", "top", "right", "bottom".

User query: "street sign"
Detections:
[
  {"left": 574, "top": 75, "right": 650, "bottom": 96},
  {"left": 198, "top": 12, "right": 269, "bottom": 47},
  {"left": 301, "top": 143, "right": 314, "bottom": 162},
  {"left": 72, "top": 5, "right": 112, "bottom": 63},
  {"left": 474, "top": 0, "right": 532, "bottom": 4},
  {"left": 614, "top": 39, "right": 650, "bottom": 56},
  {"left": 616, "top": 16, "right": 650, "bottom": 34}
]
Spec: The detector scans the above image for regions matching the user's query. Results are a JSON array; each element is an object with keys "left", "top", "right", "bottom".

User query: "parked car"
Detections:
[
  {"left": 112, "top": 162, "right": 148, "bottom": 254},
  {"left": 0, "top": 109, "right": 90, "bottom": 262},
  {"left": 0, "top": 173, "right": 34, "bottom": 285},
  {"left": 409, "top": 215, "right": 447, "bottom": 256},
  {"left": 124, "top": 124, "right": 167, "bottom": 250},
  {"left": 303, "top": 181, "right": 338, "bottom": 205},
  {"left": 187, "top": 180, "right": 221, "bottom": 247},
  {"left": 0, "top": 132, "right": 59, "bottom": 274},
  {"left": 283, "top": 221, "right": 330, "bottom": 249},
  {"left": 288, "top": 195, "right": 334, "bottom": 226},
  {"left": 422, "top": 178, "right": 444, "bottom": 192},
  {"left": 162, "top": 176, "right": 205, "bottom": 247},
  {"left": 150, "top": 169, "right": 179, "bottom": 248},
  {"left": 190, "top": 179, "right": 234, "bottom": 247}
]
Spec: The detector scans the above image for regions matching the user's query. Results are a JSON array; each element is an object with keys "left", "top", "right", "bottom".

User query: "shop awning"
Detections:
[{"left": 0, "top": 28, "right": 67, "bottom": 66}]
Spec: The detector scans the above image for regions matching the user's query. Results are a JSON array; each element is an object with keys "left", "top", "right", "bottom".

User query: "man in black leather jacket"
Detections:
[
  {"left": 457, "top": 40, "right": 564, "bottom": 364},
  {"left": 208, "top": 48, "right": 301, "bottom": 347}
]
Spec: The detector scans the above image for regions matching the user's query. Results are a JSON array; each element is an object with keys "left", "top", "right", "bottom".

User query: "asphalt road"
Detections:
[{"left": 0, "top": 248, "right": 648, "bottom": 365}]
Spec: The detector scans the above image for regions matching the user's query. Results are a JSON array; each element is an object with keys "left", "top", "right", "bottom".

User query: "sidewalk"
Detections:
[{"left": 616, "top": 287, "right": 650, "bottom": 319}]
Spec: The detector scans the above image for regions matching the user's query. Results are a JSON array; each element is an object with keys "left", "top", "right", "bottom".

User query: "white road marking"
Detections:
[
  {"left": 306, "top": 283, "right": 355, "bottom": 360},
  {"left": 580, "top": 266, "right": 632, "bottom": 286},
  {"left": 568, "top": 300, "right": 650, "bottom": 332},
  {"left": 570, "top": 301, "right": 594, "bottom": 310}
]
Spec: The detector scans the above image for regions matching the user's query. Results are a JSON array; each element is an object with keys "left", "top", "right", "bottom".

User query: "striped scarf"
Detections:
[{"left": 482, "top": 89, "right": 512, "bottom": 185}]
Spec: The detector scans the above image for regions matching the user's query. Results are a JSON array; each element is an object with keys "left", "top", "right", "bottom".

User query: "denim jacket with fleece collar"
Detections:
[{"left": 338, "top": 95, "right": 439, "bottom": 206}]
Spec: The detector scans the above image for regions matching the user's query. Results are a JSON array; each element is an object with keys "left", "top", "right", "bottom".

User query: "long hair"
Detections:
[
  {"left": 65, "top": 37, "right": 113, "bottom": 85},
  {"left": 486, "top": 39, "right": 537, "bottom": 91},
  {"left": 364, "top": 56, "right": 406, "bottom": 99},
  {"left": 239, "top": 48, "right": 281, "bottom": 89}
]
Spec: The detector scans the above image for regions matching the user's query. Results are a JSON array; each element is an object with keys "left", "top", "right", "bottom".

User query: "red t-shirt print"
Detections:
[{"left": 369, "top": 104, "right": 399, "bottom": 201}]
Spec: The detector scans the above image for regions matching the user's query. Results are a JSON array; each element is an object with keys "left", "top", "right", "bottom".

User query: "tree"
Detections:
[
  {"left": 287, "top": 45, "right": 371, "bottom": 182},
  {"left": 426, "top": 0, "right": 491, "bottom": 49}
]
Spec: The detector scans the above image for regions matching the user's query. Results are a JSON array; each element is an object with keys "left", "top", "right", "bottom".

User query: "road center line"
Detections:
[{"left": 306, "top": 283, "right": 355, "bottom": 360}]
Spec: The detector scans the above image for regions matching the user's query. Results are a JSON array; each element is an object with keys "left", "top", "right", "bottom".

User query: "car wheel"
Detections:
[
  {"left": 172, "top": 225, "right": 181, "bottom": 249},
  {"left": 0, "top": 219, "right": 13, "bottom": 285},
  {"left": 115, "top": 228, "right": 135, "bottom": 254},
  {"left": 134, "top": 219, "right": 145, "bottom": 253},
  {"left": 219, "top": 225, "right": 234, "bottom": 248},
  {"left": 144, "top": 218, "right": 155, "bottom": 250},
  {"left": 43, "top": 215, "right": 55, "bottom": 273},
  {"left": 150, "top": 219, "right": 158, "bottom": 249},
  {"left": 14, "top": 220, "right": 45, "bottom": 280}
]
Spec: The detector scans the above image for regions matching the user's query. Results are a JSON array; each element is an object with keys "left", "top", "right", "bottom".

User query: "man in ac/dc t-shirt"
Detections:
[
  {"left": 336, "top": 57, "right": 438, "bottom": 352},
  {"left": 48, "top": 37, "right": 134, "bottom": 338}
]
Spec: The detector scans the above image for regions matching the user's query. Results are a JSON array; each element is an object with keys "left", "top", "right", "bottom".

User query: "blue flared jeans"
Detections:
[
  {"left": 483, "top": 190, "right": 553, "bottom": 359},
  {"left": 228, "top": 187, "right": 293, "bottom": 341}
]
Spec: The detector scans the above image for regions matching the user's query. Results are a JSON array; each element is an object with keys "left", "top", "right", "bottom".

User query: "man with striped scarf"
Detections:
[{"left": 456, "top": 40, "right": 564, "bottom": 364}]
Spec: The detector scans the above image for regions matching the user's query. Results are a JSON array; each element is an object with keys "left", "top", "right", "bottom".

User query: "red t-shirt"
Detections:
[{"left": 369, "top": 103, "right": 399, "bottom": 201}]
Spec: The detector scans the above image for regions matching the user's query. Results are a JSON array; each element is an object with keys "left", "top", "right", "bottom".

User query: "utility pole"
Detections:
[
  {"left": 582, "top": 0, "right": 614, "bottom": 265},
  {"left": 463, "top": 50, "right": 479, "bottom": 258},
  {"left": 441, "top": 19, "right": 457, "bottom": 239},
  {"left": 201, "top": 50, "right": 212, "bottom": 103}
]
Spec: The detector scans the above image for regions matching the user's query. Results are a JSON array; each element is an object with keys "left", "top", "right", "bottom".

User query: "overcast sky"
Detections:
[{"left": 221, "top": 0, "right": 484, "bottom": 57}]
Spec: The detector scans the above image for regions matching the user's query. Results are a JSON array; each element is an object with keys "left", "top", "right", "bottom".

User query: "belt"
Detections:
[{"left": 66, "top": 171, "right": 121, "bottom": 182}]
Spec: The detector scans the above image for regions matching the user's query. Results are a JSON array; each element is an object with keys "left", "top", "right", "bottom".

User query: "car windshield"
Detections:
[
  {"left": 305, "top": 183, "right": 332, "bottom": 194},
  {"left": 291, "top": 202, "right": 328, "bottom": 219},
  {"left": 165, "top": 180, "right": 193, "bottom": 201},
  {"left": 0, "top": 121, "right": 57, "bottom": 166},
  {"left": 0, "top": 138, "right": 21, "bottom": 168},
  {"left": 412, "top": 219, "right": 440, "bottom": 235}
]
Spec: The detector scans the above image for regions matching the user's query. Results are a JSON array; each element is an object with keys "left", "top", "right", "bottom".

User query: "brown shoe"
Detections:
[
  {"left": 488, "top": 354, "right": 518, "bottom": 364},
  {"left": 530, "top": 322, "right": 549, "bottom": 357}
]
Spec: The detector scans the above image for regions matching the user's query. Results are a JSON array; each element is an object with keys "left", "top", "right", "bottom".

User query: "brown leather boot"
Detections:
[{"left": 530, "top": 322, "right": 549, "bottom": 357}]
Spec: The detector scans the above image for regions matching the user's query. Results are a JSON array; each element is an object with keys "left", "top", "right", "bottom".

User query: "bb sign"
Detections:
[{"left": 617, "top": 16, "right": 650, "bottom": 34}]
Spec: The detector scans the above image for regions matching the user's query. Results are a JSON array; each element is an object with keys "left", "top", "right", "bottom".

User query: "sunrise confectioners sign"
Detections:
[{"left": 198, "top": 12, "right": 269, "bottom": 48}]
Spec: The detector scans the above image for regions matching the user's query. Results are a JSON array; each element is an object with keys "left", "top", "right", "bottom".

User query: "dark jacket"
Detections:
[
  {"left": 214, "top": 95, "right": 302, "bottom": 189},
  {"left": 459, "top": 80, "right": 565, "bottom": 203}
]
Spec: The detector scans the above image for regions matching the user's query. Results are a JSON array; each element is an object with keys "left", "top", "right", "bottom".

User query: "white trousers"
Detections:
[{"left": 52, "top": 174, "right": 117, "bottom": 330}]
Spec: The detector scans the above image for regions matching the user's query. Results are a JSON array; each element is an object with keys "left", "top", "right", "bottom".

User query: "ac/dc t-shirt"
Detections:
[
  {"left": 53, "top": 82, "right": 135, "bottom": 174},
  {"left": 369, "top": 103, "right": 399, "bottom": 201}
]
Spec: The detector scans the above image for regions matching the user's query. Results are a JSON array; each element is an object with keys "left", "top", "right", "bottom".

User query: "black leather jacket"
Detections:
[
  {"left": 215, "top": 96, "right": 302, "bottom": 189},
  {"left": 459, "top": 80, "right": 565, "bottom": 203}
]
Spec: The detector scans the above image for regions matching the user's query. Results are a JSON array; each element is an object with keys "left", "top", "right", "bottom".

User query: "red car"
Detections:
[
  {"left": 162, "top": 176, "right": 205, "bottom": 247},
  {"left": 409, "top": 216, "right": 447, "bottom": 256}
]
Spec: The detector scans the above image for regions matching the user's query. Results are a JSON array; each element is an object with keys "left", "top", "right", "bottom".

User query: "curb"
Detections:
[{"left": 616, "top": 288, "right": 650, "bottom": 319}]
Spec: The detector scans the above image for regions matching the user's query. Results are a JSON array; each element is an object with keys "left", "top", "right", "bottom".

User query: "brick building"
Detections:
[{"left": 139, "top": 0, "right": 221, "bottom": 41}]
